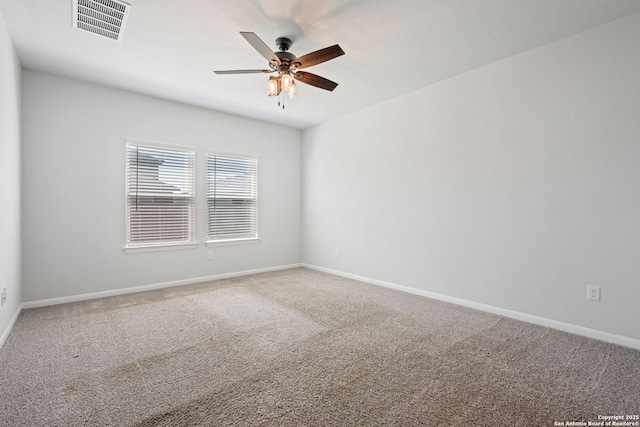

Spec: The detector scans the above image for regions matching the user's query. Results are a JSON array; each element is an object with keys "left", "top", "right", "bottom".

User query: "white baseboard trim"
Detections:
[
  {"left": 302, "top": 263, "right": 640, "bottom": 351},
  {"left": 22, "top": 263, "right": 303, "bottom": 309},
  {"left": 0, "top": 304, "right": 23, "bottom": 349}
]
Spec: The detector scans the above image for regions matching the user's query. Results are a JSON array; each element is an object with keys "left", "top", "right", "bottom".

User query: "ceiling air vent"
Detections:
[{"left": 72, "top": 0, "right": 131, "bottom": 42}]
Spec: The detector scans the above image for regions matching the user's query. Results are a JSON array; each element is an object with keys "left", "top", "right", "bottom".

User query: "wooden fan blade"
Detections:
[
  {"left": 240, "top": 31, "right": 280, "bottom": 64},
  {"left": 295, "top": 45, "right": 344, "bottom": 69},
  {"left": 293, "top": 71, "right": 339, "bottom": 91},
  {"left": 214, "top": 69, "right": 274, "bottom": 74}
]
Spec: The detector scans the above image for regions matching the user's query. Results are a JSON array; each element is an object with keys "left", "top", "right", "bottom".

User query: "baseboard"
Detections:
[
  {"left": 22, "top": 263, "right": 303, "bottom": 309},
  {"left": 0, "top": 303, "right": 23, "bottom": 349},
  {"left": 302, "top": 264, "right": 640, "bottom": 351},
  {"left": 17, "top": 262, "right": 640, "bottom": 351}
]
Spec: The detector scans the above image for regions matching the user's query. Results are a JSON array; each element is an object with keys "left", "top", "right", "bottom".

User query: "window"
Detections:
[
  {"left": 125, "top": 139, "right": 196, "bottom": 251},
  {"left": 207, "top": 151, "right": 258, "bottom": 244}
]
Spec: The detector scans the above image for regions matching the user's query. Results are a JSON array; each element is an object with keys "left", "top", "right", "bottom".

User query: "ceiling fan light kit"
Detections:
[{"left": 214, "top": 32, "right": 344, "bottom": 108}]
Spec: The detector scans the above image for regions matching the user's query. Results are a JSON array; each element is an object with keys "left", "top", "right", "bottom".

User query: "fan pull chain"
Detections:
[{"left": 278, "top": 91, "right": 285, "bottom": 109}]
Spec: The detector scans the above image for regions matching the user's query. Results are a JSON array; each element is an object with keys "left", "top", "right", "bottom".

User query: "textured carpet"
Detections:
[{"left": 1, "top": 267, "right": 638, "bottom": 426}]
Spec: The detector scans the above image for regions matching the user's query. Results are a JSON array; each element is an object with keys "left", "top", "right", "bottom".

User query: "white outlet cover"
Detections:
[{"left": 587, "top": 285, "right": 601, "bottom": 301}]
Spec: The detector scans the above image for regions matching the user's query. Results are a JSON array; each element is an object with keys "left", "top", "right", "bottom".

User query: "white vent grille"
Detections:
[{"left": 73, "top": 0, "right": 131, "bottom": 42}]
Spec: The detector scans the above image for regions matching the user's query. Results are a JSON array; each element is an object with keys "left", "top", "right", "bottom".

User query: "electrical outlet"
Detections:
[
  {"left": 1, "top": 288, "right": 6, "bottom": 306},
  {"left": 335, "top": 248, "right": 340, "bottom": 257},
  {"left": 207, "top": 251, "right": 214, "bottom": 261},
  {"left": 587, "top": 285, "right": 601, "bottom": 301}
]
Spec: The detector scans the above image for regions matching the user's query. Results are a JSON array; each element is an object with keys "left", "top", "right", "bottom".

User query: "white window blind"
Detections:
[
  {"left": 207, "top": 152, "right": 258, "bottom": 242},
  {"left": 126, "top": 140, "right": 196, "bottom": 249}
]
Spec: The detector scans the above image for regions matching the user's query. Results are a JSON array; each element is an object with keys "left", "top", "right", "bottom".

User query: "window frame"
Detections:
[
  {"left": 124, "top": 138, "right": 197, "bottom": 253},
  {"left": 206, "top": 150, "right": 259, "bottom": 247}
]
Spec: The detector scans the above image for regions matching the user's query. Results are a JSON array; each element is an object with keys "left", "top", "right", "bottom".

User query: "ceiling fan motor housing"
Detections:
[{"left": 273, "top": 51, "right": 298, "bottom": 71}]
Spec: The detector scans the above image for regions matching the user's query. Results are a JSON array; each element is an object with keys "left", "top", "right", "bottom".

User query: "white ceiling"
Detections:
[{"left": 2, "top": 0, "right": 640, "bottom": 129}]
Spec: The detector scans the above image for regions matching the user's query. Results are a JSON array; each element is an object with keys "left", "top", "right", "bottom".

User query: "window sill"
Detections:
[
  {"left": 124, "top": 243, "right": 198, "bottom": 254},
  {"left": 206, "top": 238, "right": 260, "bottom": 247}
]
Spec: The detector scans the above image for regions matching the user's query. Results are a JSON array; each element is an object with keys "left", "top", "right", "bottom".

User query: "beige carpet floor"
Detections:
[{"left": 1, "top": 267, "right": 638, "bottom": 426}]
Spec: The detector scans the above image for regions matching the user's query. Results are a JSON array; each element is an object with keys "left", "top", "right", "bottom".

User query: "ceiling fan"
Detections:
[{"left": 214, "top": 32, "right": 345, "bottom": 106}]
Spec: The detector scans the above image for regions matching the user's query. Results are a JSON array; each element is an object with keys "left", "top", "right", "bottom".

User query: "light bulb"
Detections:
[
  {"left": 267, "top": 76, "right": 280, "bottom": 96},
  {"left": 287, "top": 80, "right": 297, "bottom": 99},
  {"left": 281, "top": 72, "right": 293, "bottom": 90}
]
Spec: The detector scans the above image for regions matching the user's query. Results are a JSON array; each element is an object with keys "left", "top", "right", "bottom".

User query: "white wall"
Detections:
[
  {"left": 0, "top": 14, "right": 22, "bottom": 340},
  {"left": 303, "top": 13, "right": 640, "bottom": 341},
  {"left": 22, "top": 70, "right": 302, "bottom": 301}
]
